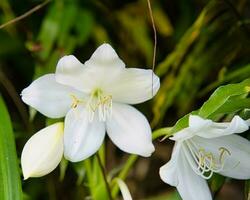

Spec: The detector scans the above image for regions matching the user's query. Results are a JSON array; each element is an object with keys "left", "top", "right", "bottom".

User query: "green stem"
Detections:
[
  {"left": 96, "top": 153, "right": 113, "bottom": 200},
  {"left": 84, "top": 159, "right": 95, "bottom": 197},
  {"left": 111, "top": 155, "right": 137, "bottom": 198},
  {"left": 111, "top": 127, "right": 172, "bottom": 198},
  {"left": 152, "top": 127, "right": 172, "bottom": 140}
]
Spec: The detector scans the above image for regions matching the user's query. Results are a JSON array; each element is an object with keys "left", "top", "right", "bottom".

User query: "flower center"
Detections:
[
  {"left": 183, "top": 140, "right": 231, "bottom": 179},
  {"left": 69, "top": 89, "right": 112, "bottom": 122},
  {"left": 86, "top": 88, "right": 112, "bottom": 122}
]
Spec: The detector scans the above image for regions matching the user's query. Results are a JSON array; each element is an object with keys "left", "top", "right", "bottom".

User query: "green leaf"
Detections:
[
  {"left": 199, "top": 79, "right": 250, "bottom": 118},
  {"left": 211, "top": 98, "right": 250, "bottom": 116},
  {"left": 0, "top": 95, "right": 22, "bottom": 200},
  {"left": 171, "top": 110, "right": 199, "bottom": 134},
  {"left": 171, "top": 79, "right": 250, "bottom": 134}
]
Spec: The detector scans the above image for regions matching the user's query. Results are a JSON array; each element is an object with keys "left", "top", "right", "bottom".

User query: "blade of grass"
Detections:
[{"left": 0, "top": 95, "right": 22, "bottom": 200}]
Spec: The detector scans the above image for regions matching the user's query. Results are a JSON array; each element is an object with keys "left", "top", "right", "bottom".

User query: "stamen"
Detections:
[
  {"left": 86, "top": 89, "right": 112, "bottom": 122},
  {"left": 219, "top": 147, "right": 231, "bottom": 163},
  {"left": 70, "top": 94, "right": 84, "bottom": 108},
  {"left": 184, "top": 140, "right": 231, "bottom": 179},
  {"left": 182, "top": 143, "right": 210, "bottom": 179}
]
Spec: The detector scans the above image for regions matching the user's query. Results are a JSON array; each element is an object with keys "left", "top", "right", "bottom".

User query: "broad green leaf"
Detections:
[
  {"left": 171, "top": 79, "right": 250, "bottom": 134},
  {"left": 0, "top": 95, "right": 22, "bottom": 200},
  {"left": 199, "top": 79, "right": 250, "bottom": 118},
  {"left": 211, "top": 98, "right": 250, "bottom": 117}
]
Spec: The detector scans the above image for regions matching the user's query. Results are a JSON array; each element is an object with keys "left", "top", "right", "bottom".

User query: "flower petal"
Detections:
[
  {"left": 159, "top": 142, "right": 181, "bottom": 186},
  {"left": 116, "top": 179, "right": 133, "bottom": 200},
  {"left": 105, "top": 68, "right": 160, "bottom": 104},
  {"left": 55, "top": 55, "right": 86, "bottom": 90},
  {"left": 106, "top": 103, "right": 155, "bottom": 157},
  {"left": 193, "top": 135, "right": 250, "bottom": 179},
  {"left": 56, "top": 45, "right": 125, "bottom": 93},
  {"left": 191, "top": 115, "right": 249, "bottom": 138},
  {"left": 170, "top": 127, "right": 194, "bottom": 141},
  {"left": 85, "top": 43, "right": 125, "bottom": 69},
  {"left": 175, "top": 147, "right": 212, "bottom": 200},
  {"left": 21, "top": 74, "right": 83, "bottom": 118},
  {"left": 64, "top": 105, "right": 105, "bottom": 162},
  {"left": 21, "top": 123, "right": 64, "bottom": 179}
]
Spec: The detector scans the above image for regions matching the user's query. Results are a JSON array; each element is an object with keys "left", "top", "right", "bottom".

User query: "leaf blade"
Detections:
[{"left": 0, "top": 95, "right": 22, "bottom": 200}]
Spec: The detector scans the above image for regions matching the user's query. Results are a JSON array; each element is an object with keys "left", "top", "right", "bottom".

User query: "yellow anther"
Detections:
[
  {"left": 70, "top": 95, "right": 83, "bottom": 108},
  {"left": 219, "top": 147, "right": 231, "bottom": 163}
]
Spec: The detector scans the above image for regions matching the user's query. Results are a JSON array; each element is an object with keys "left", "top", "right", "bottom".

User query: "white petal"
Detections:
[
  {"left": 64, "top": 105, "right": 105, "bottom": 162},
  {"left": 116, "top": 179, "right": 133, "bottom": 200},
  {"left": 170, "top": 127, "right": 194, "bottom": 141},
  {"left": 175, "top": 147, "right": 212, "bottom": 200},
  {"left": 193, "top": 115, "right": 249, "bottom": 138},
  {"left": 246, "top": 119, "right": 250, "bottom": 126},
  {"left": 55, "top": 55, "right": 86, "bottom": 91},
  {"left": 85, "top": 43, "right": 125, "bottom": 69},
  {"left": 21, "top": 74, "right": 83, "bottom": 118},
  {"left": 56, "top": 46, "right": 124, "bottom": 93},
  {"left": 105, "top": 68, "right": 160, "bottom": 104},
  {"left": 106, "top": 103, "right": 155, "bottom": 157},
  {"left": 159, "top": 142, "right": 181, "bottom": 186},
  {"left": 193, "top": 135, "right": 250, "bottom": 179},
  {"left": 21, "top": 123, "right": 64, "bottom": 179},
  {"left": 189, "top": 115, "right": 213, "bottom": 131},
  {"left": 172, "top": 115, "right": 249, "bottom": 141}
]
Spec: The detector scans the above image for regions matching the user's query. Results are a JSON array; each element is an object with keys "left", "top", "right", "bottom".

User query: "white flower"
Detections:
[
  {"left": 21, "top": 123, "right": 64, "bottom": 180},
  {"left": 21, "top": 43, "right": 160, "bottom": 162},
  {"left": 159, "top": 115, "right": 250, "bottom": 200}
]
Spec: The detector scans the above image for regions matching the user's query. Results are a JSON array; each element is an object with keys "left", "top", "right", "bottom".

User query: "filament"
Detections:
[{"left": 183, "top": 139, "right": 231, "bottom": 179}]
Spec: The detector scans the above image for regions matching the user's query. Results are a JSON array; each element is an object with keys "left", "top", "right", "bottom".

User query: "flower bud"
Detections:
[{"left": 21, "top": 122, "right": 64, "bottom": 179}]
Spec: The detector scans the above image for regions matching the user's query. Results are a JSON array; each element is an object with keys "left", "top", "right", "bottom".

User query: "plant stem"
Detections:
[
  {"left": 111, "top": 155, "right": 137, "bottom": 198},
  {"left": 96, "top": 153, "right": 113, "bottom": 200},
  {"left": 0, "top": 0, "right": 50, "bottom": 29},
  {"left": 147, "top": 0, "right": 157, "bottom": 97}
]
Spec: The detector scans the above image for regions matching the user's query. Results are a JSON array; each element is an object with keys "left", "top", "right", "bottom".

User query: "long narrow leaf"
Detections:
[{"left": 0, "top": 95, "right": 22, "bottom": 200}]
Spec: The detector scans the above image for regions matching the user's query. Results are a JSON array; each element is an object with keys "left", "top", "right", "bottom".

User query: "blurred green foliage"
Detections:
[{"left": 0, "top": 0, "right": 250, "bottom": 199}]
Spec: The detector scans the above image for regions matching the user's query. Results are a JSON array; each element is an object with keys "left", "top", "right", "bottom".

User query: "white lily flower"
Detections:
[
  {"left": 21, "top": 43, "right": 159, "bottom": 162},
  {"left": 21, "top": 123, "right": 64, "bottom": 179},
  {"left": 159, "top": 115, "right": 250, "bottom": 200}
]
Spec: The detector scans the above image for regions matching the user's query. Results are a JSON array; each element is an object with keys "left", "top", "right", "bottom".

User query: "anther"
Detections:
[{"left": 70, "top": 95, "right": 83, "bottom": 108}]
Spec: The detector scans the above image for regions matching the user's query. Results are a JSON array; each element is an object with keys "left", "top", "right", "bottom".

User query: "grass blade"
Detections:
[{"left": 0, "top": 95, "right": 22, "bottom": 200}]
